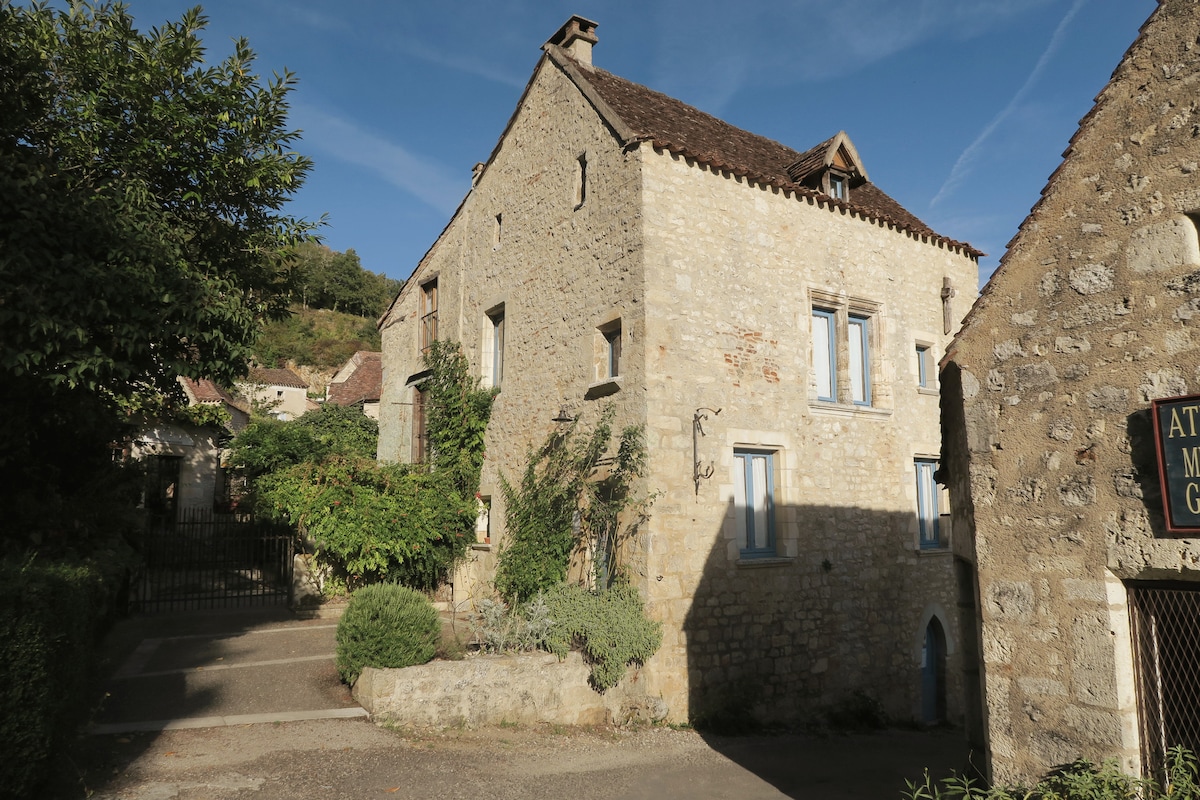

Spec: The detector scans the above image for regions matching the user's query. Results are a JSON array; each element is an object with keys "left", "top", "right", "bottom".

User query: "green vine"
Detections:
[
  {"left": 422, "top": 340, "right": 498, "bottom": 497},
  {"left": 495, "top": 405, "right": 651, "bottom": 601}
]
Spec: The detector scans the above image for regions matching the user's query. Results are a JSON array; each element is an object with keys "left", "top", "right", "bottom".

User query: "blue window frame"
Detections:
[
  {"left": 811, "top": 309, "right": 836, "bottom": 402},
  {"left": 916, "top": 344, "right": 931, "bottom": 388},
  {"left": 916, "top": 459, "right": 941, "bottom": 549},
  {"left": 848, "top": 314, "right": 870, "bottom": 406},
  {"left": 735, "top": 449, "right": 776, "bottom": 556}
]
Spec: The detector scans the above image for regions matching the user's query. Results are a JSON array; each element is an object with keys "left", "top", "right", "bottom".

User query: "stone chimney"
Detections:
[{"left": 544, "top": 15, "right": 598, "bottom": 67}]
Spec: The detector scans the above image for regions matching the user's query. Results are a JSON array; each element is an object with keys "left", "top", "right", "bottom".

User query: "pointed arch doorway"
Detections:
[{"left": 921, "top": 617, "right": 948, "bottom": 724}]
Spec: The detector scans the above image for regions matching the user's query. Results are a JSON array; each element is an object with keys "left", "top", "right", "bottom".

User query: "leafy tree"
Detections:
[
  {"left": 0, "top": 1, "right": 315, "bottom": 542},
  {"left": 289, "top": 241, "right": 402, "bottom": 317},
  {"left": 231, "top": 403, "right": 378, "bottom": 480}
]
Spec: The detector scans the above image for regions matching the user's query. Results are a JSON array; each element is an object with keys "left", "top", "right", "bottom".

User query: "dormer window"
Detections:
[{"left": 828, "top": 172, "right": 847, "bottom": 201}]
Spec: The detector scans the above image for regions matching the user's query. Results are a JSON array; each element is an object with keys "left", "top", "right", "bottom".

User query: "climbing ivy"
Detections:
[{"left": 494, "top": 405, "right": 651, "bottom": 601}]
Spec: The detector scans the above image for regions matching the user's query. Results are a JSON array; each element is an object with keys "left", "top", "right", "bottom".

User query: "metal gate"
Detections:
[
  {"left": 133, "top": 509, "right": 295, "bottom": 612},
  {"left": 1127, "top": 582, "right": 1200, "bottom": 781}
]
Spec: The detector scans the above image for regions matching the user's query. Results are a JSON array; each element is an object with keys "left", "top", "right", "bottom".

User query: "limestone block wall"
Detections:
[
  {"left": 946, "top": 0, "right": 1200, "bottom": 785},
  {"left": 378, "top": 57, "right": 648, "bottom": 596},
  {"left": 636, "top": 147, "right": 979, "bottom": 724}
]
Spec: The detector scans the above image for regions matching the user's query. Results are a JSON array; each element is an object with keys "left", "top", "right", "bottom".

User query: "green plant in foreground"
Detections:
[
  {"left": 903, "top": 746, "right": 1200, "bottom": 800},
  {"left": 335, "top": 583, "right": 440, "bottom": 684}
]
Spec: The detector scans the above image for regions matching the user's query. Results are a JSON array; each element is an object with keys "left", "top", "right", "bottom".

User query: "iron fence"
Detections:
[{"left": 133, "top": 508, "right": 294, "bottom": 612}]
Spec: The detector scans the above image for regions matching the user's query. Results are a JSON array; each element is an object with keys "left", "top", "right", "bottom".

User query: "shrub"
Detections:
[
  {"left": 335, "top": 583, "right": 441, "bottom": 684},
  {"left": 469, "top": 594, "right": 554, "bottom": 653},
  {"left": 261, "top": 457, "right": 475, "bottom": 590},
  {"left": 0, "top": 552, "right": 129, "bottom": 799},
  {"left": 542, "top": 583, "right": 662, "bottom": 691}
]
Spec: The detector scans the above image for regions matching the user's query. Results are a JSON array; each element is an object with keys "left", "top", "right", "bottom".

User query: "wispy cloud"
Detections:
[
  {"left": 292, "top": 103, "right": 466, "bottom": 215},
  {"left": 391, "top": 37, "right": 528, "bottom": 89},
  {"left": 645, "top": 0, "right": 1057, "bottom": 114},
  {"left": 931, "top": 0, "right": 1088, "bottom": 207}
]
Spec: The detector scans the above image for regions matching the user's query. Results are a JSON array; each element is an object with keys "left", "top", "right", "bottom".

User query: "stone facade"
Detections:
[
  {"left": 379, "top": 18, "right": 978, "bottom": 726},
  {"left": 943, "top": 0, "right": 1200, "bottom": 785}
]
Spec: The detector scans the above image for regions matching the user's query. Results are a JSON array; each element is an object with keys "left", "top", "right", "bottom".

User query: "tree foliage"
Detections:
[
  {"left": 0, "top": 1, "right": 314, "bottom": 539},
  {"left": 230, "top": 403, "right": 378, "bottom": 480},
  {"left": 289, "top": 241, "right": 401, "bottom": 318},
  {"left": 250, "top": 342, "right": 495, "bottom": 591}
]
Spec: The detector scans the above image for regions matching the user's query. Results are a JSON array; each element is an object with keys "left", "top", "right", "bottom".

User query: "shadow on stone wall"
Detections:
[
  {"left": 683, "top": 499, "right": 980, "bottom": 796},
  {"left": 1127, "top": 408, "right": 1170, "bottom": 535}
]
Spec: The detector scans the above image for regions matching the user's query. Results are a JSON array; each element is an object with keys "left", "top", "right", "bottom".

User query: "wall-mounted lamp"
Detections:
[
  {"left": 552, "top": 406, "right": 575, "bottom": 424},
  {"left": 693, "top": 407, "right": 721, "bottom": 495}
]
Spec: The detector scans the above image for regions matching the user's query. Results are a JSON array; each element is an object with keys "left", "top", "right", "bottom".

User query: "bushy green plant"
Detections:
[
  {"left": 335, "top": 583, "right": 441, "bottom": 684},
  {"left": 258, "top": 457, "right": 474, "bottom": 590},
  {"left": 470, "top": 594, "right": 554, "bottom": 653},
  {"left": 542, "top": 583, "right": 662, "bottom": 691},
  {"left": 904, "top": 746, "right": 1200, "bottom": 800},
  {"left": 232, "top": 402, "right": 378, "bottom": 479},
  {"left": 0, "top": 552, "right": 130, "bottom": 799}
]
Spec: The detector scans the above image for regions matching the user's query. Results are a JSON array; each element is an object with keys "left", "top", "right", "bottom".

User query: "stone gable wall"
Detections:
[
  {"left": 946, "top": 0, "right": 1200, "bottom": 785},
  {"left": 378, "top": 57, "right": 648, "bottom": 597}
]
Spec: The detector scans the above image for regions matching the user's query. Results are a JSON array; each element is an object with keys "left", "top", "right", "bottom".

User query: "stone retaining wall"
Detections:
[{"left": 352, "top": 652, "right": 667, "bottom": 729}]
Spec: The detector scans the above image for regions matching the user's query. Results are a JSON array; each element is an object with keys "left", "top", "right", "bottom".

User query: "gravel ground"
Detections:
[{"left": 54, "top": 719, "right": 971, "bottom": 800}]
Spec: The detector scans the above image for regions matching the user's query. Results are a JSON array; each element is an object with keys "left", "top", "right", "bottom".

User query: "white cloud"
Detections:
[{"left": 292, "top": 103, "right": 466, "bottom": 215}]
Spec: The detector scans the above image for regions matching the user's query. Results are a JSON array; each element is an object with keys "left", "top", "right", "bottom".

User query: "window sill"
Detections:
[
  {"left": 917, "top": 387, "right": 940, "bottom": 397},
  {"left": 916, "top": 546, "right": 950, "bottom": 556},
  {"left": 736, "top": 556, "right": 795, "bottom": 568},
  {"left": 471, "top": 543, "right": 492, "bottom": 552},
  {"left": 808, "top": 401, "right": 892, "bottom": 419},
  {"left": 585, "top": 377, "right": 622, "bottom": 399}
]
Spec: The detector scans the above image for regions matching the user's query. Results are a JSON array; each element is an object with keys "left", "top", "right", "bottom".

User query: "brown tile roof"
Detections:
[
  {"left": 247, "top": 367, "right": 308, "bottom": 389},
  {"left": 550, "top": 48, "right": 979, "bottom": 257},
  {"left": 326, "top": 352, "right": 382, "bottom": 407}
]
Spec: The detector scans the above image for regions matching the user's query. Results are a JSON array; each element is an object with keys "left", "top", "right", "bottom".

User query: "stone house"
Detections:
[
  {"left": 239, "top": 366, "right": 311, "bottom": 421},
  {"left": 379, "top": 16, "right": 979, "bottom": 725},
  {"left": 131, "top": 378, "right": 249, "bottom": 521},
  {"left": 941, "top": 0, "right": 1200, "bottom": 785},
  {"left": 326, "top": 351, "right": 383, "bottom": 420}
]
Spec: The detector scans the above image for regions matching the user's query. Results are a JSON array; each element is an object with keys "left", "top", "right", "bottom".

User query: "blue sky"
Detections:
[{"left": 133, "top": 1, "right": 1155, "bottom": 288}]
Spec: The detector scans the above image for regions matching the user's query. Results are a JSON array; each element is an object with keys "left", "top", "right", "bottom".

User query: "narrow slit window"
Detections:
[
  {"left": 575, "top": 154, "right": 587, "bottom": 209},
  {"left": 916, "top": 459, "right": 940, "bottom": 549},
  {"left": 605, "top": 323, "right": 621, "bottom": 378},
  {"left": 493, "top": 213, "right": 502, "bottom": 249},
  {"left": 420, "top": 279, "right": 438, "bottom": 353},
  {"left": 486, "top": 306, "right": 505, "bottom": 388},
  {"left": 916, "top": 344, "right": 931, "bottom": 388}
]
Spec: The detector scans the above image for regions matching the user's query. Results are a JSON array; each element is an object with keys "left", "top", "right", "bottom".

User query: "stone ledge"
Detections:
[{"left": 353, "top": 651, "right": 667, "bottom": 729}]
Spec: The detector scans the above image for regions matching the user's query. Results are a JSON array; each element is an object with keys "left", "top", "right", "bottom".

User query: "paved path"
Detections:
[
  {"left": 90, "top": 606, "right": 364, "bottom": 734},
  {"left": 49, "top": 608, "right": 975, "bottom": 800}
]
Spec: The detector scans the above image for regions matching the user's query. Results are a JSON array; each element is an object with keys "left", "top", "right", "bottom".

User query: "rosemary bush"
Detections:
[
  {"left": 335, "top": 583, "right": 441, "bottom": 684},
  {"left": 542, "top": 582, "right": 662, "bottom": 691}
]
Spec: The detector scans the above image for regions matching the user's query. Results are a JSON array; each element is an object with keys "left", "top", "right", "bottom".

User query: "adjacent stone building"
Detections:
[
  {"left": 379, "top": 17, "right": 979, "bottom": 725},
  {"left": 943, "top": 0, "right": 1200, "bottom": 785}
]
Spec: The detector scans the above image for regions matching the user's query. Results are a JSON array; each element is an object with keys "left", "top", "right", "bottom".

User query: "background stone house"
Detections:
[
  {"left": 942, "top": 0, "right": 1200, "bottom": 785},
  {"left": 326, "top": 350, "right": 382, "bottom": 419},
  {"left": 379, "top": 16, "right": 979, "bottom": 725},
  {"left": 131, "top": 378, "right": 249, "bottom": 522},
  {"left": 238, "top": 366, "right": 311, "bottom": 420}
]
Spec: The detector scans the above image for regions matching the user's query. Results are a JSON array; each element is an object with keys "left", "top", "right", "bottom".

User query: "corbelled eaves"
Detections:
[{"left": 548, "top": 47, "right": 980, "bottom": 258}]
